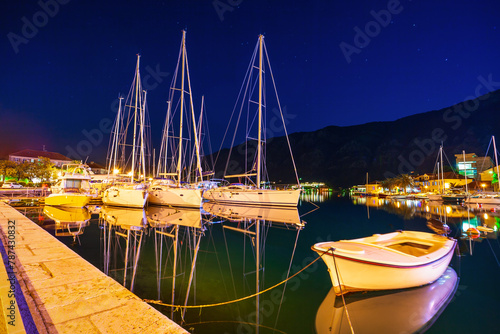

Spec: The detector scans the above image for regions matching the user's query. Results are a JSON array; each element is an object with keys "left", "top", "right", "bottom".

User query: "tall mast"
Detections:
[
  {"left": 131, "top": 54, "right": 141, "bottom": 183},
  {"left": 463, "top": 150, "right": 468, "bottom": 194},
  {"left": 176, "top": 31, "right": 186, "bottom": 186},
  {"left": 257, "top": 35, "right": 263, "bottom": 188},
  {"left": 440, "top": 145, "right": 444, "bottom": 193},
  {"left": 140, "top": 90, "right": 147, "bottom": 180},
  {"left": 493, "top": 136, "right": 500, "bottom": 192},
  {"left": 109, "top": 96, "right": 123, "bottom": 173}
]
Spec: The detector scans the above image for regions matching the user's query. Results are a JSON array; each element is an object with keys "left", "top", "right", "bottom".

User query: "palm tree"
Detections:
[
  {"left": 397, "top": 174, "right": 414, "bottom": 194},
  {"left": 381, "top": 177, "right": 397, "bottom": 193}
]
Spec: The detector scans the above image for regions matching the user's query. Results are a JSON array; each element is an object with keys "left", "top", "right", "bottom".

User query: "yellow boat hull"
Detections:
[{"left": 45, "top": 193, "right": 91, "bottom": 208}]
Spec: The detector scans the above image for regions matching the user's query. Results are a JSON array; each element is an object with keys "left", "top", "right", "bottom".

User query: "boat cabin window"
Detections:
[{"left": 65, "top": 180, "right": 82, "bottom": 189}]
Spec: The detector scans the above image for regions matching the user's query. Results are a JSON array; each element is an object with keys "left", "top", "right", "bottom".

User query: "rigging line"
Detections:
[
  {"left": 216, "top": 41, "right": 259, "bottom": 171},
  {"left": 263, "top": 42, "right": 300, "bottom": 186},
  {"left": 486, "top": 238, "right": 500, "bottom": 267},
  {"left": 330, "top": 248, "right": 355, "bottom": 334},
  {"left": 221, "top": 222, "right": 240, "bottom": 307},
  {"left": 273, "top": 227, "right": 301, "bottom": 330},
  {"left": 144, "top": 248, "right": 329, "bottom": 309}
]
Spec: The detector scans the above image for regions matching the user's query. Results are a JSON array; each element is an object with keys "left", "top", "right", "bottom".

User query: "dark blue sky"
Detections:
[{"left": 1, "top": 0, "right": 499, "bottom": 163}]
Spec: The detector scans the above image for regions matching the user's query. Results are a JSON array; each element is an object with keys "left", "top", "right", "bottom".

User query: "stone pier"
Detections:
[{"left": 0, "top": 201, "right": 187, "bottom": 334}]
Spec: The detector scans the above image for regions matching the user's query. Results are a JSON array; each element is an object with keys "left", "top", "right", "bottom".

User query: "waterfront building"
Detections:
[
  {"left": 9, "top": 149, "right": 72, "bottom": 167},
  {"left": 414, "top": 172, "right": 472, "bottom": 193},
  {"left": 455, "top": 153, "right": 493, "bottom": 179}
]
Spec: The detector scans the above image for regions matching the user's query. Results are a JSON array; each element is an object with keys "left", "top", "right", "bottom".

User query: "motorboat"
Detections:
[
  {"left": 45, "top": 164, "right": 96, "bottom": 208},
  {"left": 312, "top": 230, "right": 456, "bottom": 295}
]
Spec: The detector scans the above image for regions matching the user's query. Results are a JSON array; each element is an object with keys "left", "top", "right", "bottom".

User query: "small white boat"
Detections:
[{"left": 312, "top": 230, "right": 456, "bottom": 295}]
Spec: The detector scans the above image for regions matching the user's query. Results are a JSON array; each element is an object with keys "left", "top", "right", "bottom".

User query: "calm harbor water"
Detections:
[{"left": 16, "top": 192, "right": 500, "bottom": 333}]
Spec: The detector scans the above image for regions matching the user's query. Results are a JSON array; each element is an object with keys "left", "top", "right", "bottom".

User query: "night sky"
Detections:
[{"left": 1, "top": 0, "right": 499, "bottom": 163}]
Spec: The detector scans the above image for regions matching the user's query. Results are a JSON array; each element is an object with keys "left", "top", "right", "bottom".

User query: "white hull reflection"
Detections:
[
  {"left": 202, "top": 202, "right": 302, "bottom": 227},
  {"left": 100, "top": 205, "right": 147, "bottom": 230},
  {"left": 146, "top": 206, "right": 202, "bottom": 229},
  {"left": 315, "top": 267, "right": 459, "bottom": 334}
]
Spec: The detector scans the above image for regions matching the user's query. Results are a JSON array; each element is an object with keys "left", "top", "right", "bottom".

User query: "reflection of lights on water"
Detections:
[
  {"left": 300, "top": 189, "right": 332, "bottom": 203},
  {"left": 396, "top": 202, "right": 400, "bottom": 208}
]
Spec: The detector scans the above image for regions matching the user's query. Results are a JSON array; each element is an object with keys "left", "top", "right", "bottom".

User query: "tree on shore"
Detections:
[
  {"left": 397, "top": 174, "right": 414, "bottom": 193},
  {"left": 0, "top": 158, "right": 55, "bottom": 184}
]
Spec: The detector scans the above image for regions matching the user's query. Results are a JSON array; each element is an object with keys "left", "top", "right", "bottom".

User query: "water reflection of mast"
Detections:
[
  {"left": 100, "top": 206, "right": 147, "bottom": 292},
  {"left": 148, "top": 206, "right": 204, "bottom": 320},
  {"left": 216, "top": 208, "right": 303, "bottom": 332}
]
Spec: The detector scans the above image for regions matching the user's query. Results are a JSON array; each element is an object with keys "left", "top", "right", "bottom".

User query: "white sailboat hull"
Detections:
[
  {"left": 102, "top": 186, "right": 148, "bottom": 208},
  {"left": 203, "top": 187, "right": 301, "bottom": 207},
  {"left": 148, "top": 187, "right": 202, "bottom": 208},
  {"left": 427, "top": 194, "right": 443, "bottom": 201},
  {"left": 312, "top": 231, "right": 456, "bottom": 295},
  {"left": 465, "top": 196, "right": 500, "bottom": 205}
]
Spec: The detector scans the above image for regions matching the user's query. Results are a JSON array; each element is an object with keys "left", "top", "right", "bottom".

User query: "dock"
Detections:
[{"left": 0, "top": 201, "right": 187, "bottom": 334}]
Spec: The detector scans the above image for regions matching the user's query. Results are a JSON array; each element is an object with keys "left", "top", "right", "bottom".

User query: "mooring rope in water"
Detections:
[
  {"left": 300, "top": 200, "right": 320, "bottom": 218},
  {"left": 144, "top": 248, "right": 330, "bottom": 309},
  {"left": 330, "top": 247, "right": 355, "bottom": 334},
  {"left": 182, "top": 320, "right": 288, "bottom": 334}
]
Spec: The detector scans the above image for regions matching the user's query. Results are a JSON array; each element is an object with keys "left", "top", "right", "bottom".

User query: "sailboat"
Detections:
[
  {"left": 102, "top": 55, "right": 150, "bottom": 208},
  {"left": 203, "top": 35, "right": 301, "bottom": 207},
  {"left": 149, "top": 31, "right": 203, "bottom": 208},
  {"left": 427, "top": 145, "right": 445, "bottom": 201}
]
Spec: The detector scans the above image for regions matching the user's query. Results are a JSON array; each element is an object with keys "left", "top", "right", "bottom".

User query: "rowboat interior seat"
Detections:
[{"left": 385, "top": 241, "right": 434, "bottom": 256}]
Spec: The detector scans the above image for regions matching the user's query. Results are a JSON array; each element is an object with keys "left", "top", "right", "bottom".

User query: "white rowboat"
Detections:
[{"left": 312, "top": 230, "right": 456, "bottom": 295}]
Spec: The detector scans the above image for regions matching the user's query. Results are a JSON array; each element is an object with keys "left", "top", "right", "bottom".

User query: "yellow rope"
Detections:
[{"left": 144, "top": 248, "right": 330, "bottom": 309}]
